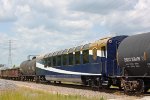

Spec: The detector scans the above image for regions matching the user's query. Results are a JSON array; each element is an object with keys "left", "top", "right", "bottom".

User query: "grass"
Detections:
[{"left": 0, "top": 87, "right": 106, "bottom": 100}]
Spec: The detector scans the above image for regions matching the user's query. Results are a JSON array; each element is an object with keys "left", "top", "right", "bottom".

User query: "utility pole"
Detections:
[{"left": 8, "top": 40, "right": 12, "bottom": 67}]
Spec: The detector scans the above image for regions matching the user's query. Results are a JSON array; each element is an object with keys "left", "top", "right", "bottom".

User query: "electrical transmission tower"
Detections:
[
  {"left": 0, "top": 39, "right": 16, "bottom": 67},
  {"left": 8, "top": 40, "right": 12, "bottom": 67}
]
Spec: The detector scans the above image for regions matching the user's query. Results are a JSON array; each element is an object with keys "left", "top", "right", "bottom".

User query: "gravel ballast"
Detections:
[
  {"left": 0, "top": 79, "right": 18, "bottom": 91},
  {"left": 0, "top": 79, "right": 150, "bottom": 100}
]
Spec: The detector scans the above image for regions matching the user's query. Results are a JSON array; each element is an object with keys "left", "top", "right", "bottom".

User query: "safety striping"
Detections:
[{"left": 36, "top": 62, "right": 101, "bottom": 76}]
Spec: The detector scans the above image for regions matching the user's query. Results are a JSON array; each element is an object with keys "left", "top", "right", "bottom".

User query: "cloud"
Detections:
[
  {"left": 70, "top": 0, "right": 137, "bottom": 14},
  {"left": 100, "top": 0, "right": 150, "bottom": 34},
  {"left": 69, "top": 0, "right": 150, "bottom": 35},
  {"left": 0, "top": 0, "right": 17, "bottom": 22},
  {"left": 0, "top": 0, "right": 150, "bottom": 66}
]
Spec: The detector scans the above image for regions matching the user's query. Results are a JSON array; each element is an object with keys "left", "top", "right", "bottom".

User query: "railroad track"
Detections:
[
  {"left": 2, "top": 79, "right": 150, "bottom": 100},
  {"left": 41, "top": 81, "right": 150, "bottom": 96},
  {"left": 2, "top": 78, "right": 150, "bottom": 97},
  {"left": 14, "top": 79, "right": 124, "bottom": 95}
]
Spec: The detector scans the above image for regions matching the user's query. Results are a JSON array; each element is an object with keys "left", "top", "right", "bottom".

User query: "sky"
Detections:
[{"left": 0, "top": 0, "right": 150, "bottom": 66}]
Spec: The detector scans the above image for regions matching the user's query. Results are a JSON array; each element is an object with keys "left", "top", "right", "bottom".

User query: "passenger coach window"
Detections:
[
  {"left": 75, "top": 51, "right": 80, "bottom": 64},
  {"left": 93, "top": 48, "right": 97, "bottom": 60},
  {"left": 47, "top": 57, "right": 52, "bottom": 67},
  {"left": 63, "top": 54, "right": 68, "bottom": 66},
  {"left": 69, "top": 53, "right": 73, "bottom": 65},
  {"left": 101, "top": 46, "right": 106, "bottom": 57},
  {"left": 53, "top": 56, "right": 57, "bottom": 66},
  {"left": 43, "top": 58, "right": 48, "bottom": 67},
  {"left": 83, "top": 50, "right": 89, "bottom": 64},
  {"left": 57, "top": 55, "right": 61, "bottom": 66}
]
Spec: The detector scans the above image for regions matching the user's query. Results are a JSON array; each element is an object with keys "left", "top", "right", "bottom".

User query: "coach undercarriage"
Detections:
[
  {"left": 81, "top": 75, "right": 114, "bottom": 90},
  {"left": 19, "top": 75, "right": 46, "bottom": 82},
  {"left": 120, "top": 77, "right": 150, "bottom": 94},
  {"left": 81, "top": 75, "right": 150, "bottom": 94}
]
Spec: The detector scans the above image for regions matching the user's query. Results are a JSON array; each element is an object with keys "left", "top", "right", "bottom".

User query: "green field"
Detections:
[{"left": 0, "top": 88, "right": 105, "bottom": 100}]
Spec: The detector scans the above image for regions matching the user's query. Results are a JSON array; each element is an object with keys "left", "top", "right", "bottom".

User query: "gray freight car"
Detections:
[
  {"left": 20, "top": 59, "right": 36, "bottom": 81},
  {"left": 118, "top": 32, "right": 150, "bottom": 93},
  {"left": 20, "top": 56, "right": 45, "bottom": 82},
  {"left": 118, "top": 32, "right": 150, "bottom": 76}
]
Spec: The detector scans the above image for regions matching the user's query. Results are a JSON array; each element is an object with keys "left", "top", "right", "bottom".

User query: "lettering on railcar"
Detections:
[
  {"left": 124, "top": 57, "right": 141, "bottom": 62},
  {"left": 125, "top": 62, "right": 140, "bottom": 68}
]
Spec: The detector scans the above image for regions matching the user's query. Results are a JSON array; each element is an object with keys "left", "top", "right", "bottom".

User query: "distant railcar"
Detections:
[
  {"left": 8, "top": 68, "right": 20, "bottom": 79},
  {"left": 20, "top": 59, "right": 36, "bottom": 81},
  {"left": 19, "top": 56, "right": 45, "bottom": 81},
  {"left": 1, "top": 67, "right": 20, "bottom": 80},
  {"left": 1, "top": 69, "right": 9, "bottom": 78}
]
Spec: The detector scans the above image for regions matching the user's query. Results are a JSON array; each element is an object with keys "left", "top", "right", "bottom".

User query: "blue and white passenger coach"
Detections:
[{"left": 36, "top": 35, "right": 127, "bottom": 87}]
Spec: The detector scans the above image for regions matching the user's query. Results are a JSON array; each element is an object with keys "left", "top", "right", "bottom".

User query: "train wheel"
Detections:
[
  {"left": 91, "top": 79, "right": 95, "bottom": 90},
  {"left": 91, "top": 77, "right": 102, "bottom": 91},
  {"left": 81, "top": 76, "right": 88, "bottom": 86},
  {"left": 97, "top": 78, "right": 102, "bottom": 91},
  {"left": 35, "top": 76, "right": 40, "bottom": 83},
  {"left": 54, "top": 81, "right": 56, "bottom": 84},
  {"left": 58, "top": 81, "right": 61, "bottom": 84},
  {"left": 136, "top": 79, "right": 144, "bottom": 94},
  {"left": 123, "top": 79, "right": 144, "bottom": 95},
  {"left": 21, "top": 76, "right": 25, "bottom": 81}
]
